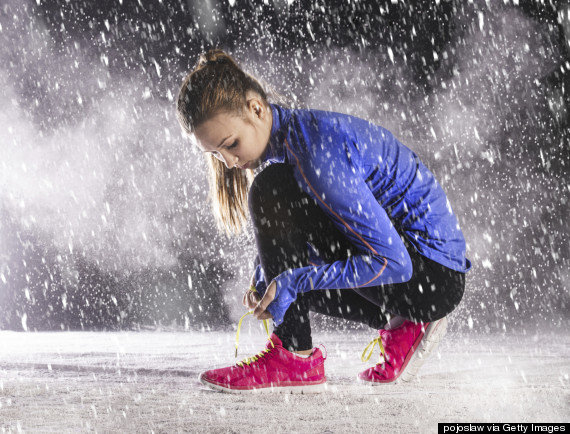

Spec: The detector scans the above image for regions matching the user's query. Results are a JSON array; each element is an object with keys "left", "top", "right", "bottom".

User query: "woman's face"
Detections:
[{"left": 194, "top": 96, "right": 272, "bottom": 170}]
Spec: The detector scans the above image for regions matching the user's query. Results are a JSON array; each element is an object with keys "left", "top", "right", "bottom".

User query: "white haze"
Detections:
[{"left": 0, "top": 0, "right": 567, "bottom": 330}]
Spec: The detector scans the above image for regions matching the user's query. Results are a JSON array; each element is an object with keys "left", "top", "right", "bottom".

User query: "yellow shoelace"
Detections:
[
  {"left": 234, "top": 309, "right": 274, "bottom": 367},
  {"left": 361, "top": 335, "right": 386, "bottom": 365},
  {"left": 236, "top": 343, "right": 273, "bottom": 368}
]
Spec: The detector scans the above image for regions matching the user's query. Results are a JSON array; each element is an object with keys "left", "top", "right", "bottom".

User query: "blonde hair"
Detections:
[{"left": 176, "top": 49, "right": 269, "bottom": 235}]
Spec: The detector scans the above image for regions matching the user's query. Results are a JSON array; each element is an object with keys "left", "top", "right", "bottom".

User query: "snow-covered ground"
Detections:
[{"left": 0, "top": 328, "right": 568, "bottom": 433}]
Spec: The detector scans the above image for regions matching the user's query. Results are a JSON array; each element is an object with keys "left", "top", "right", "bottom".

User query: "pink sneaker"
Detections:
[
  {"left": 358, "top": 317, "right": 448, "bottom": 384},
  {"left": 199, "top": 333, "right": 327, "bottom": 394}
]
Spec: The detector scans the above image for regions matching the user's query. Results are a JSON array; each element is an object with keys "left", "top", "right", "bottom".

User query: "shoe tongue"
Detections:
[{"left": 266, "top": 333, "right": 282, "bottom": 349}]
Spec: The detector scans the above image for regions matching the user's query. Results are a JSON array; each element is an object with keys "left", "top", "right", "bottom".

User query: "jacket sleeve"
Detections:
[
  {"left": 265, "top": 119, "right": 413, "bottom": 325},
  {"left": 253, "top": 263, "right": 268, "bottom": 296}
]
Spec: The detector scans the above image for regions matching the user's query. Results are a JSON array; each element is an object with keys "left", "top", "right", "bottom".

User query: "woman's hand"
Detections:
[
  {"left": 242, "top": 287, "right": 261, "bottom": 309},
  {"left": 253, "top": 280, "right": 276, "bottom": 320}
]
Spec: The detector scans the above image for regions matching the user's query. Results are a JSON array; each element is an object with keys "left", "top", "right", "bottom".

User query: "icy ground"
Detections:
[{"left": 0, "top": 328, "right": 568, "bottom": 433}]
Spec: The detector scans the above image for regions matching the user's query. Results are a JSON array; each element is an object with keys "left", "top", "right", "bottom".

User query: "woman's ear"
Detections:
[{"left": 246, "top": 94, "right": 267, "bottom": 120}]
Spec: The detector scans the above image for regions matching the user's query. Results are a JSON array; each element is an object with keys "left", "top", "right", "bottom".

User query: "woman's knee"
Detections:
[
  {"left": 248, "top": 164, "right": 300, "bottom": 215},
  {"left": 249, "top": 164, "right": 289, "bottom": 210}
]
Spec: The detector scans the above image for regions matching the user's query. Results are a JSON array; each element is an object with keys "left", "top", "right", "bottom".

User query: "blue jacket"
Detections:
[{"left": 254, "top": 104, "right": 471, "bottom": 325}]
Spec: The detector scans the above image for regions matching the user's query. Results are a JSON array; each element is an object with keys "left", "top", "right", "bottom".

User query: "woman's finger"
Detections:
[
  {"left": 242, "top": 289, "right": 260, "bottom": 308},
  {"left": 247, "top": 291, "right": 260, "bottom": 309}
]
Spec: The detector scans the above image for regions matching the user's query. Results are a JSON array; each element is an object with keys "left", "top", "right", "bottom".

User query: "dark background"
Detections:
[{"left": 1, "top": 0, "right": 568, "bottom": 333}]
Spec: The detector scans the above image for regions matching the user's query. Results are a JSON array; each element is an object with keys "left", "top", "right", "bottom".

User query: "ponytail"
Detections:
[
  {"left": 207, "top": 155, "right": 253, "bottom": 236},
  {"left": 177, "top": 49, "right": 267, "bottom": 235}
]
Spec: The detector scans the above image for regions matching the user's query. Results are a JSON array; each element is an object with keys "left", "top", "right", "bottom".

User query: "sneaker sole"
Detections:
[
  {"left": 398, "top": 316, "right": 448, "bottom": 383},
  {"left": 199, "top": 374, "right": 327, "bottom": 394}
]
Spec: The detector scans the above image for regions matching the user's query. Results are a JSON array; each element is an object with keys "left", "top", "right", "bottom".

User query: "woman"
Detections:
[{"left": 177, "top": 49, "right": 470, "bottom": 394}]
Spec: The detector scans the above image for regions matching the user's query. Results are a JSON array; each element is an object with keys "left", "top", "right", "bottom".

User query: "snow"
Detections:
[
  {"left": 1, "top": 329, "right": 568, "bottom": 432},
  {"left": 0, "top": 1, "right": 569, "bottom": 431}
]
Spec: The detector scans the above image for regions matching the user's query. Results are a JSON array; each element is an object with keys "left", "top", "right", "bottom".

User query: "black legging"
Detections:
[{"left": 248, "top": 163, "right": 465, "bottom": 352}]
